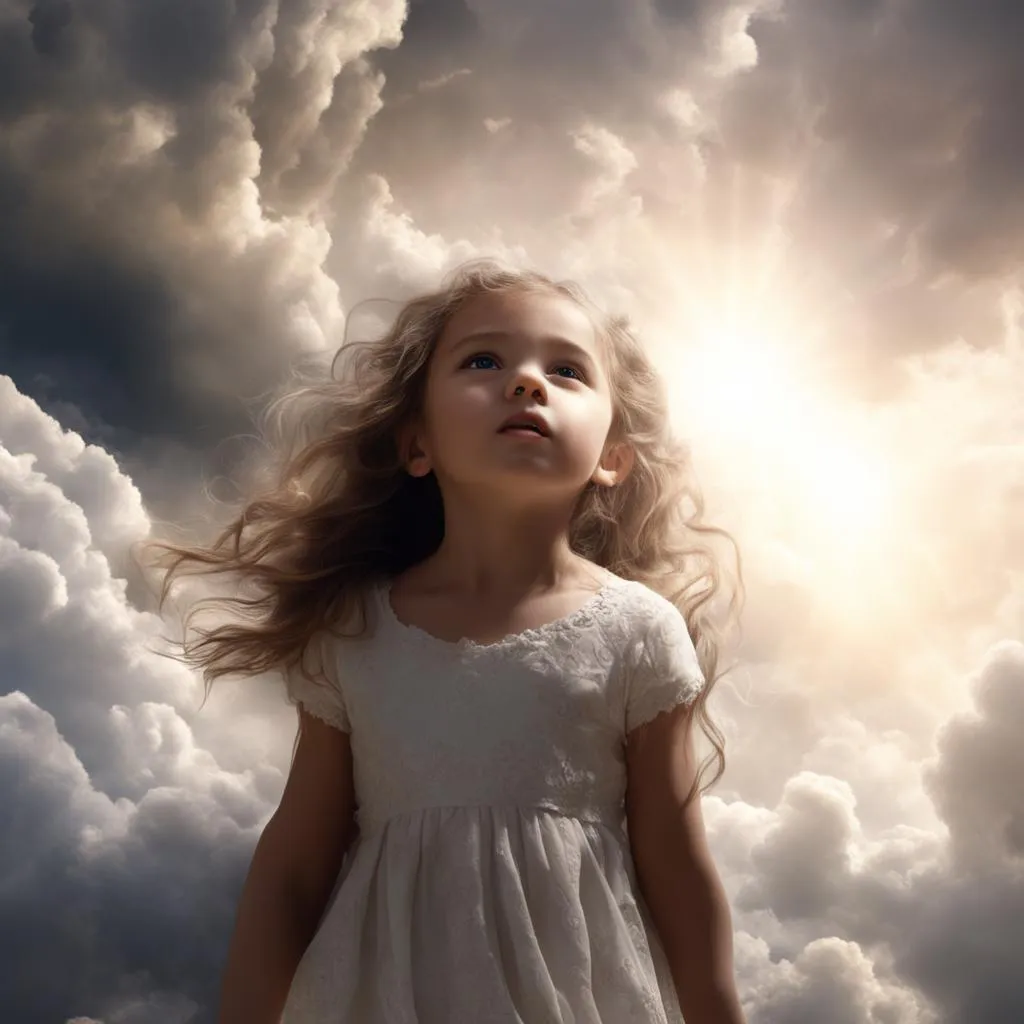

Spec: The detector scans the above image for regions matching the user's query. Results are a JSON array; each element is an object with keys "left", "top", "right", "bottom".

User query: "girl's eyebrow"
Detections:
[{"left": 448, "top": 330, "right": 598, "bottom": 369}]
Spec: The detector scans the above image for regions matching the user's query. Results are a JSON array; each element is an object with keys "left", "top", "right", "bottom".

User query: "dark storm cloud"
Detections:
[
  {"left": 363, "top": 0, "right": 715, "bottom": 153},
  {"left": 723, "top": 0, "right": 1024, "bottom": 282},
  {"left": 0, "top": 0, "right": 398, "bottom": 479},
  {"left": 883, "top": 643, "right": 1024, "bottom": 1023},
  {"left": 925, "top": 640, "right": 1024, "bottom": 871},
  {"left": 0, "top": 218, "right": 189, "bottom": 441},
  {"left": 28, "top": 0, "right": 73, "bottom": 57}
]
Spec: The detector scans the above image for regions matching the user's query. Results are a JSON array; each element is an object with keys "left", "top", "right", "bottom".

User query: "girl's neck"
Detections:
[{"left": 409, "top": 490, "right": 585, "bottom": 598}]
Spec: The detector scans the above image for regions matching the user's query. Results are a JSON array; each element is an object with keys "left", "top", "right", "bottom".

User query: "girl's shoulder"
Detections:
[
  {"left": 603, "top": 573, "right": 683, "bottom": 623},
  {"left": 598, "top": 574, "right": 690, "bottom": 650}
]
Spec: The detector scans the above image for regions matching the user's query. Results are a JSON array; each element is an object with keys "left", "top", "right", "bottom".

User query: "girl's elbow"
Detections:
[{"left": 631, "top": 811, "right": 718, "bottom": 889}]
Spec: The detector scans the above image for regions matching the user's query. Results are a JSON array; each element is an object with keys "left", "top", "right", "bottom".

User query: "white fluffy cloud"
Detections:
[
  {"left": 698, "top": 639, "right": 1024, "bottom": 1024},
  {"left": 0, "top": 379, "right": 293, "bottom": 1021}
]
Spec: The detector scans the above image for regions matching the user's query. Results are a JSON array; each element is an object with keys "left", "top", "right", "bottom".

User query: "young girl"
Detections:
[{"left": 150, "top": 261, "right": 745, "bottom": 1023}]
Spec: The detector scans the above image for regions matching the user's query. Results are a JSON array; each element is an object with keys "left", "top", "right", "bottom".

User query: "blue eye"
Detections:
[
  {"left": 464, "top": 353, "right": 499, "bottom": 370},
  {"left": 554, "top": 366, "right": 583, "bottom": 381},
  {"left": 462, "top": 353, "right": 585, "bottom": 382}
]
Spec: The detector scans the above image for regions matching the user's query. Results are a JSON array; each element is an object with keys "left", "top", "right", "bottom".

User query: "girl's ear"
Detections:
[
  {"left": 399, "top": 421, "right": 433, "bottom": 477},
  {"left": 591, "top": 440, "right": 635, "bottom": 488}
]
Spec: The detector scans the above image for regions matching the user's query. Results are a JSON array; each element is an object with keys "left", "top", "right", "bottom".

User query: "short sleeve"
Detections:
[
  {"left": 282, "top": 631, "right": 351, "bottom": 733},
  {"left": 626, "top": 599, "right": 705, "bottom": 733}
]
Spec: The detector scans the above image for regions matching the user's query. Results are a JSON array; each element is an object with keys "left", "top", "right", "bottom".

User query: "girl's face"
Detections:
[{"left": 407, "top": 288, "right": 629, "bottom": 500}]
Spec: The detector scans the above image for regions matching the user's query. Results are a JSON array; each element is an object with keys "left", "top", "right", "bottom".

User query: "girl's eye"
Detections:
[
  {"left": 553, "top": 365, "right": 584, "bottom": 381},
  {"left": 462, "top": 354, "right": 584, "bottom": 382}
]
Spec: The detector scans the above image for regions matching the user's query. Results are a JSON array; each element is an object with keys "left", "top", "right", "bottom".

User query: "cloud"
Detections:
[
  {"left": 707, "top": 639, "right": 1024, "bottom": 1023},
  {"left": 0, "top": 0, "right": 406, "bottom": 467},
  {"left": 0, "top": 376, "right": 149, "bottom": 567},
  {"left": 571, "top": 124, "right": 640, "bottom": 213},
  {"left": 0, "top": 691, "right": 258, "bottom": 1023},
  {"left": 742, "top": 935, "right": 938, "bottom": 1024},
  {"left": 0, "top": 377, "right": 291, "bottom": 1022},
  {"left": 925, "top": 641, "right": 1024, "bottom": 870},
  {"left": 720, "top": 0, "right": 1024, "bottom": 282},
  {"left": 338, "top": 0, "right": 769, "bottom": 292},
  {"left": 251, "top": 0, "right": 406, "bottom": 215}
]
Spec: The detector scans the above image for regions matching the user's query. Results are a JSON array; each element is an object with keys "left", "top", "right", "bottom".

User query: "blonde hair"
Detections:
[{"left": 141, "top": 259, "right": 743, "bottom": 801}]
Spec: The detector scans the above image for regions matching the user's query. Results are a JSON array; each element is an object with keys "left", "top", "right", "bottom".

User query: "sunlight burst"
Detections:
[{"left": 666, "top": 303, "right": 899, "bottom": 586}]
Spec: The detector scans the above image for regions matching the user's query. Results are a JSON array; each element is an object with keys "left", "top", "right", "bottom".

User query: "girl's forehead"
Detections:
[{"left": 439, "top": 288, "right": 602, "bottom": 355}]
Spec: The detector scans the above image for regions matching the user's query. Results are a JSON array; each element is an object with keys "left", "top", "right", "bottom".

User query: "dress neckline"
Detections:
[{"left": 378, "top": 575, "right": 627, "bottom": 653}]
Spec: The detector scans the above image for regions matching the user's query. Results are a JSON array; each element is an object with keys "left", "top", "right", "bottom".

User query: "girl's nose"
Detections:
[{"left": 506, "top": 368, "right": 546, "bottom": 402}]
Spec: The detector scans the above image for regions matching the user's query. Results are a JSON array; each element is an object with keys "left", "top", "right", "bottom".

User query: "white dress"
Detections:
[{"left": 280, "top": 575, "right": 705, "bottom": 1024}]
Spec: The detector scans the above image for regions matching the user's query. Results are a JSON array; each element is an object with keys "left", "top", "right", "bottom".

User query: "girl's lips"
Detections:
[
  {"left": 499, "top": 426, "right": 548, "bottom": 439},
  {"left": 497, "top": 410, "right": 551, "bottom": 436}
]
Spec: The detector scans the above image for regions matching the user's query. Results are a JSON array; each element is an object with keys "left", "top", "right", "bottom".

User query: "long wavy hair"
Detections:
[{"left": 141, "top": 259, "right": 743, "bottom": 803}]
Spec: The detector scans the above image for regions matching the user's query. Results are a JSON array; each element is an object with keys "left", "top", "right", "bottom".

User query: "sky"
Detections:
[{"left": 1, "top": 0, "right": 1023, "bottom": 1021}]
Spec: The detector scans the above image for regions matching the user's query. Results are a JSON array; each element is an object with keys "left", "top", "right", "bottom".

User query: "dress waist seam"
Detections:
[{"left": 356, "top": 800, "right": 625, "bottom": 836}]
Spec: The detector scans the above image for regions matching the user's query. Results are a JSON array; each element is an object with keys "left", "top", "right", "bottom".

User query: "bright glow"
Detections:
[
  {"left": 664, "top": 302, "right": 902, "bottom": 605},
  {"left": 802, "top": 432, "right": 891, "bottom": 539},
  {"left": 685, "top": 320, "right": 811, "bottom": 442}
]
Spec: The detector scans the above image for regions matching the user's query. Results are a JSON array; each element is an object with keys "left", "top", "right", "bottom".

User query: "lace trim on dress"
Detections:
[
  {"left": 284, "top": 632, "right": 352, "bottom": 733},
  {"left": 625, "top": 681, "right": 702, "bottom": 732},
  {"left": 295, "top": 691, "right": 351, "bottom": 732},
  {"left": 624, "top": 599, "right": 705, "bottom": 732},
  {"left": 378, "top": 575, "right": 629, "bottom": 654}
]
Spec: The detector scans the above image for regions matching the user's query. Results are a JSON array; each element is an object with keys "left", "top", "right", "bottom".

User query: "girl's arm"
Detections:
[
  {"left": 217, "top": 709, "right": 357, "bottom": 1024},
  {"left": 626, "top": 705, "right": 747, "bottom": 1024}
]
